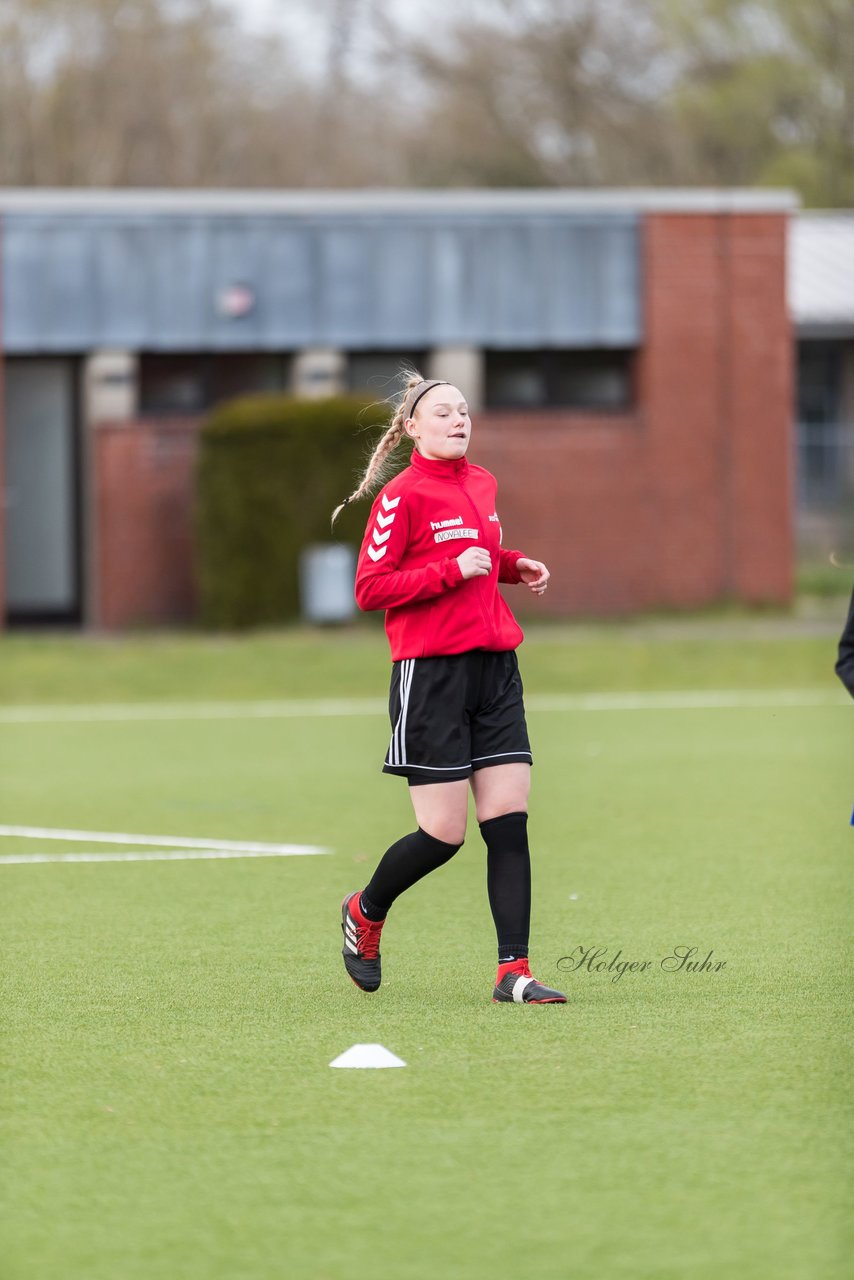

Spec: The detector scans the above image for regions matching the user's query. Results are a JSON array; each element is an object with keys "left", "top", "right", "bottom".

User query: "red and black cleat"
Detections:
[
  {"left": 341, "top": 891, "right": 385, "bottom": 993},
  {"left": 492, "top": 958, "right": 567, "bottom": 1004}
]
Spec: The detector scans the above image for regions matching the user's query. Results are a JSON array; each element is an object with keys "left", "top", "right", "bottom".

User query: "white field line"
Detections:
[
  {"left": 0, "top": 698, "right": 387, "bottom": 724},
  {"left": 0, "top": 848, "right": 325, "bottom": 865},
  {"left": 0, "top": 689, "right": 845, "bottom": 726},
  {"left": 0, "top": 825, "right": 327, "bottom": 856},
  {"left": 530, "top": 689, "right": 846, "bottom": 710}
]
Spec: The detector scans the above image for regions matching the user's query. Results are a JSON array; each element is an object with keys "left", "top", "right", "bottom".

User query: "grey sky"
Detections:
[
  {"left": 224, "top": 0, "right": 473, "bottom": 75},
  {"left": 226, "top": 0, "right": 430, "bottom": 47}
]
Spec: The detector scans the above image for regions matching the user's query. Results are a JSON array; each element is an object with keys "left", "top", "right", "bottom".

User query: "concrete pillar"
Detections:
[
  {"left": 83, "top": 350, "right": 138, "bottom": 425},
  {"left": 292, "top": 348, "right": 346, "bottom": 399},
  {"left": 426, "top": 347, "right": 484, "bottom": 411}
]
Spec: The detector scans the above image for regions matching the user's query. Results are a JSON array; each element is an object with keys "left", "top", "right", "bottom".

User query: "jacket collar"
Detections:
[{"left": 410, "top": 450, "right": 470, "bottom": 481}]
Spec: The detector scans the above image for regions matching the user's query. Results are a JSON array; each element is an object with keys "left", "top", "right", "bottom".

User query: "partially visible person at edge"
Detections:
[
  {"left": 836, "top": 584, "right": 854, "bottom": 698},
  {"left": 330, "top": 372, "right": 566, "bottom": 1004}
]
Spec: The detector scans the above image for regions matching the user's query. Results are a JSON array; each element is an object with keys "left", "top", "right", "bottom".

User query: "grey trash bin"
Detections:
[{"left": 299, "top": 543, "right": 357, "bottom": 623}]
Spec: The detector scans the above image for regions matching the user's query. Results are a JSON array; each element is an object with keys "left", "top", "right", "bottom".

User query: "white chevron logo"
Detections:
[
  {"left": 368, "top": 545, "right": 387, "bottom": 562},
  {"left": 373, "top": 528, "right": 391, "bottom": 546},
  {"left": 376, "top": 510, "right": 396, "bottom": 529},
  {"left": 382, "top": 494, "right": 400, "bottom": 511}
]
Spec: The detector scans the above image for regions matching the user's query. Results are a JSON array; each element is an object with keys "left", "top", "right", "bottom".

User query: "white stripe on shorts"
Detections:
[
  {"left": 399, "top": 658, "right": 415, "bottom": 766},
  {"left": 470, "top": 750, "right": 533, "bottom": 763},
  {"left": 395, "top": 761, "right": 469, "bottom": 772},
  {"left": 388, "top": 660, "right": 402, "bottom": 764},
  {"left": 388, "top": 659, "right": 415, "bottom": 767}
]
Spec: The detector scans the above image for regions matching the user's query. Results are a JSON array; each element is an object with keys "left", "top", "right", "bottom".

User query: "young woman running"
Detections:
[{"left": 333, "top": 373, "right": 566, "bottom": 1004}]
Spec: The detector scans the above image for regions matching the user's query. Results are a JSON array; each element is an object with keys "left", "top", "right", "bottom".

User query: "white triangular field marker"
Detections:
[{"left": 329, "top": 1043, "right": 406, "bottom": 1069}]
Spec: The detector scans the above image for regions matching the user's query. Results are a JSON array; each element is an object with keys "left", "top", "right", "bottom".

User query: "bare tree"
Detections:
[
  {"left": 660, "top": 0, "right": 854, "bottom": 203},
  {"left": 0, "top": 0, "right": 318, "bottom": 186},
  {"left": 0, "top": 0, "right": 850, "bottom": 201},
  {"left": 384, "top": 0, "right": 676, "bottom": 187}
]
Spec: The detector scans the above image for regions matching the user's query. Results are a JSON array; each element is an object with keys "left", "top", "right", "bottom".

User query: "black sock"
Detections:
[
  {"left": 358, "top": 892, "right": 386, "bottom": 922},
  {"left": 361, "top": 827, "right": 463, "bottom": 918},
  {"left": 480, "top": 811, "right": 531, "bottom": 962}
]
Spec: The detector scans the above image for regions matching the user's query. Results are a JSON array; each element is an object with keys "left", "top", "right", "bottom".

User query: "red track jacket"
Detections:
[{"left": 354, "top": 451, "right": 527, "bottom": 660}]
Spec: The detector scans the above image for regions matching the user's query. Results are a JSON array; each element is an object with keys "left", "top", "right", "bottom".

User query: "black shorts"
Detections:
[{"left": 383, "top": 650, "right": 532, "bottom": 785}]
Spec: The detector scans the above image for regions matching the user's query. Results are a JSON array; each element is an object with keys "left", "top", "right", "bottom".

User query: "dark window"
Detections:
[
  {"left": 485, "top": 350, "right": 633, "bottom": 410},
  {"left": 797, "top": 341, "right": 842, "bottom": 426},
  {"left": 796, "top": 341, "right": 850, "bottom": 507},
  {"left": 347, "top": 351, "right": 427, "bottom": 394},
  {"left": 140, "top": 353, "right": 291, "bottom": 415}
]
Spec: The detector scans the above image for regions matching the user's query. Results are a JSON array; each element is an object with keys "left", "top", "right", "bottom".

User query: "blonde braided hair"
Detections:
[{"left": 331, "top": 370, "right": 441, "bottom": 526}]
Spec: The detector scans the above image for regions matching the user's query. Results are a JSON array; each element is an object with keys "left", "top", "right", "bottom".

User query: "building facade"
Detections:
[
  {"left": 0, "top": 188, "right": 796, "bottom": 628},
  {"left": 789, "top": 213, "right": 854, "bottom": 540}
]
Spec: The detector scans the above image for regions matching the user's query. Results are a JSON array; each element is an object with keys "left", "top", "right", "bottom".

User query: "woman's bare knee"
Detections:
[
  {"left": 408, "top": 779, "right": 468, "bottom": 845},
  {"left": 471, "top": 763, "right": 531, "bottom": 824}
]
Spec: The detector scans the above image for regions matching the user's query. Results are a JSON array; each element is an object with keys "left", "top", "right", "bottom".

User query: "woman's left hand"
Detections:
[{"left": 516, "top": 558, "right": 550, "bottom": 596}]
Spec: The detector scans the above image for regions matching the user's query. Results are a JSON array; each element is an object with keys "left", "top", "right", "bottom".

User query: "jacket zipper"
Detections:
[{"left": 458, "top": 475, "right": 498, "bottom": 647}]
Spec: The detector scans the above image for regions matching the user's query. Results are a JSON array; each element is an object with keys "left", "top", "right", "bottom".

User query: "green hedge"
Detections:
[{"left": 195, "top": 394, "right": 399, "bottom": 629}]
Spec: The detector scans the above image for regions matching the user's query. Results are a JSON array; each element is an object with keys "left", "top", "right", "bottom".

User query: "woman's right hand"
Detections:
[{"left": 457, "top": 546, "right": 492, "bottom": 579}]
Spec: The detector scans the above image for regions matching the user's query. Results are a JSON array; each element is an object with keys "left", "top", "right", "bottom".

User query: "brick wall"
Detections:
[
  {"left": 93, "top": 417, "right": 199, "bottom": 629},
  {"left": 88, "top": 210, "right": 792, "bottom": 627},
  {"left": 477, "top": 211, "right": 793, "bottom": 616},
  {"left": 476, "top": 410, "right": 658, "bottom": 616}
]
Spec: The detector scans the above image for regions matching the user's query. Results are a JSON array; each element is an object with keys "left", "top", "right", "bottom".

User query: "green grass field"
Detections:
[{"left": 1, "top": 624, "right": 851, "bottom": 1280}]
